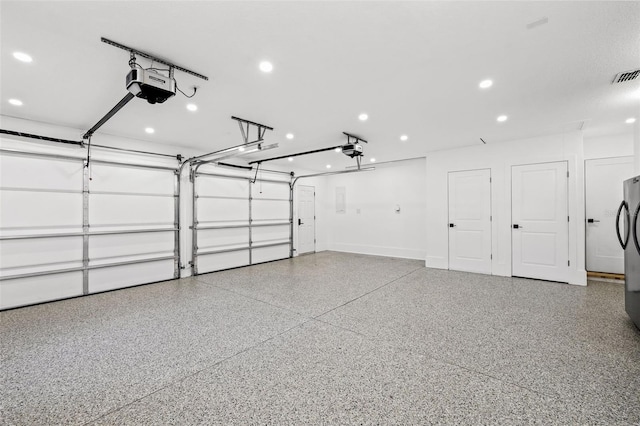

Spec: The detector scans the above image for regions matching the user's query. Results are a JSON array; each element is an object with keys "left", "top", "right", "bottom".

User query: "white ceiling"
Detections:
[{"left": 1, "top": 1, "right": 639, "bottom": 171}]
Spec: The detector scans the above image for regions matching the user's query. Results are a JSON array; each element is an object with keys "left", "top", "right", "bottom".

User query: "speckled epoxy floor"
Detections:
[{"left": 1, "top": 252, "right": 639, "bottom": 425}]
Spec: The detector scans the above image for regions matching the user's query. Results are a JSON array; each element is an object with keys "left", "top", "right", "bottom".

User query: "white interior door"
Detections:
[
  {"left": 512, "top": 162, "right": 569, "bottom": 282},
  {"left": 448, "top": 169, "right": 492, "bottom": 274},
  {"left": 297, "top": 185, "right": 315, "bottom": 255},
  {"left": 585, "top": 156, "right": 634, "bottom": 274}
]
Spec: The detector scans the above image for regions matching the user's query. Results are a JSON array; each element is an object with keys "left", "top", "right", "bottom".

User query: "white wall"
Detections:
[
  {"left": 584, "top": 132, "right": 634, "bottom": 160},
  {"left": 320, "top": 158, "right": 427, "bottom": 260},
  {"left": 425, "top": 131, "right": 586, "bottom": 285}
]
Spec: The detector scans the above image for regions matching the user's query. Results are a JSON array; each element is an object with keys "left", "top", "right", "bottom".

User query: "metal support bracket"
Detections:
[
  {"left": 102, "top": 37, "right": 209, "bottom": 81},
  {"left": 342, "top": 131, "right": 368, "bottom": 144},
  {"left": 231, "top": 116, "right": 274, "bottom": 145}
]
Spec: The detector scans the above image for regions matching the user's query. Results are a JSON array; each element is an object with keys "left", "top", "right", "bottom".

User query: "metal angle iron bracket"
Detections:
[
  {"left": 231, "top": 116, "right": 274, "bottom": 145},
  {"left": 342, "top": 131, "right": 368, "bottom": 145},
  {"left": 102, "top": 37, "right": 208, "bottom": 81}
]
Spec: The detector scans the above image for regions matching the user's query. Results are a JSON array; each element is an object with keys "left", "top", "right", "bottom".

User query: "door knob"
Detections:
[
  {"left": 513, "top": 224, "right": 521, "bottom": 229},
  {"left": 587, "top": 218, "right": 600, "bottom": 223},
  {"left": 449, "top": 223, "right": 455, "bottom": 228},
  {"left": 298, "top": 218, "right": 303, "bottom": 226}
]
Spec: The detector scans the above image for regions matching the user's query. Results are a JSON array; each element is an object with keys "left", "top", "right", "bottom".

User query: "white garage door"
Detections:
[
  {"left": 0, "top": 149, "right": 180, "bottom": 310},
  {"left": 192, "top": 166, "right": 292, "bottom": 274},
  {"left": 86, "top": 160, "right": 178, "bottom": 293}
]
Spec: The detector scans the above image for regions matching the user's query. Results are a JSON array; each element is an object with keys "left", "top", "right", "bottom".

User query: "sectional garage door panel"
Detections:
[
  {"left": 0, "top": 272, "right": 83, "bottom": 310},
  {"left": 251, "top": 181, "right": 289, "bottom": 199},
  {"left": 89, "top": 163, "right": 175, "bottom": 195},
  {"left": 88, "top": 259, "right": 175, "bottom": 293},
  {"left": 0, "top": 154, "right": 83, "bottom": 191},
  {"left": 89, "top": 232, "right": 175, "bottom": 265},
  {"left": 252, "top": 224, "right": 289, "bottom": 244},
  {"left": 252, "top": 199, "right": 290, "bottom": 222},
  {"left": 198, "top": 228, "right": 249, "bottom": 251},
  {"left": 197, "top": 175, "right": 249, "bottom": 198},
  {"left": 89, "top": 194, "right": 175, "bottom": 227},
  {"left": 1, "top": 191, "right": 83, "bottom": 230},
  {"left": 197, "top": 198, "right": 250, "bottom": 224},
  {"left": 0, "top": 236, "right": 83, "bottom": 273},
  {"left": 252, "top": 245, "right": 290, "bottom": 264},
  {"left": 197, "top": 250, "right": 250, "bottom": 273}
]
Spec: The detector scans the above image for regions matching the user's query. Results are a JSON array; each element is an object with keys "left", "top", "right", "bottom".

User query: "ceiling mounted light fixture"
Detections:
[
  {"left": 400, "top": 135, "right": 408, "bottom": 141},
  {"left": 334, "top": 147, "right": 341, "bottom": 152},
  {"left": 326, "top": 164, "right": 332, "bottom": 169},
  {"left": 358, "top": 113, "right": 368, "bottom": 121},
  {"left": 13, "top": 52, "right": 33, "bottom": 63},
  {"left": 259, "top": 61, "right": 273, "bottom": 73},
  {"left": 626, "top": 117, "right": 637, "bottom": 124},
  {"left": 145, "top": 127, "right": 155, "bottom": 134},
  {"left": 479, "top": 79, "right": 493, "bottom": 89},
  {"left": 8, "top": 98, "right": 23, "bottom": 106},
  {"left": 288, "top": 157, "right": 293, "bottom": 162},
  {"left": 286, "top": 133, "right": 294, "bottom": 140},
  {"left": 186, "top": 103, "right": 198, "bottom": 112},
  {"left": 497, "top": 115, "right": 508, "bottom": 122},
  {"left": 370, "top": 158, "right": 376, "bottom": 163}
]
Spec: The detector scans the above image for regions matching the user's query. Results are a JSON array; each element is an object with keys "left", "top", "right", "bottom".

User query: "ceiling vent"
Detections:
[{"left": 612, "top": 69, "right": 640, "bottom": 84}]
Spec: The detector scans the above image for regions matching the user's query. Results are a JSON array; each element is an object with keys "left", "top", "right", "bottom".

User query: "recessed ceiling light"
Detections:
[
  {"left": 479, "top": 79, "right": 493, "bottom": 89},
  {"left": 259, "top": 61, "right": 273, "bottom": 73},
  {"left": 8, "top": 98, "right": 23, "bottom": 106},
  {"left": 326, "top": 164, "right": 332, "bottom": 169},
  {"left": 358, "top": 113, "right": 368, "bottom": 121},
  {"left": 186, "top": 103, "right": 198, "bottom": 112},
  {"left": 626, "top": 117, "right": 637, "bottom": 124},
  {"left": 13, "top": 52, "right": 32, "bottom": 63},
  {"left": 239, "top": 146, "right": 245, "bottom": 152},
  {"left": 400, "top": 135, "right": 408, "bottom": 141},
  {"left": 288, "top": 157, "right": 293, "bottom": 162},
  {"left": 286, "top": 133, "right": 294, "bottom": 140},
  {"left": 370, "top": 158, "right": 376, "bottom": 163},
  {"left": 496, "top": 115, "right": 508, "bottom": 122},
  {"left": 145, "top": 127, "right": 155, "bottom": 134},
  {"left": 334, "top": 147, "right": 341, "bottom": 152}
]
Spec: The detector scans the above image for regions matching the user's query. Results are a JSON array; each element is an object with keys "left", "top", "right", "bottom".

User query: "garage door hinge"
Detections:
[
  {"left": 567, "top": 171, "right": 569, "bottom": 178},
  {"left": 568, "top": 260, "right": 570, "bottom": 266},
  {"left": 489, "top": 177, "right": 492, "bottom": 183},
  {"left": 490, "top": 215, "right": 492, "bottom": 221},
  {"left": 490, "top": 254, "right": 493, "bottom": 259},
  {"left": 567, "top": 216, "right": 570, "bottom": 222}
]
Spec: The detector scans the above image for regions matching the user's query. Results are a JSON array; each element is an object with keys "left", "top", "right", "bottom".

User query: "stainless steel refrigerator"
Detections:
[{"left": 617, "top": 175, "right": 640, "bottom": 329}]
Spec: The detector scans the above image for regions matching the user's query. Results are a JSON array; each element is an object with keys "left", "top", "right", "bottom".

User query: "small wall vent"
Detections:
[{"left": 612, "top": 69, "right": 640, "bottom": 84}]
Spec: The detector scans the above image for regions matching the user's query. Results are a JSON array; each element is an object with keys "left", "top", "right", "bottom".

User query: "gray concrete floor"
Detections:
[{"left": 1, "top": 251, "right": 639, "bottom": 425}]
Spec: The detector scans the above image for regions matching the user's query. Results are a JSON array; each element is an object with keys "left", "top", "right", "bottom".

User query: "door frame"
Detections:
[{"left": 296, "top": 184, "right": 316, "bottom": 255}]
